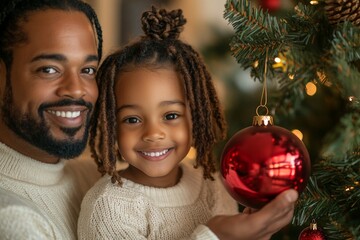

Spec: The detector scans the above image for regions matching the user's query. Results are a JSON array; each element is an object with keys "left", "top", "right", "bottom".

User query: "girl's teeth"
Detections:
[{"left": 142, "top": 149, "right": 169, "bottom": 157}]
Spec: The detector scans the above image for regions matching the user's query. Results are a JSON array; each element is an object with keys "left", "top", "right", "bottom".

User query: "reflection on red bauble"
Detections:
[
  {"left": 298, "top": 220, "right": 327, "bottom": 240},
  {"left": 220, "top": 116, "right": 311, "bottom": 209}
]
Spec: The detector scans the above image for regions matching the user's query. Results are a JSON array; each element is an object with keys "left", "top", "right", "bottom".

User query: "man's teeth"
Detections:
[
  {"left": 142, "top": 149, "right": 169, "bottom": 157},
  {"left": 48, "top": 110, "right": 81, "bottom": 119}
]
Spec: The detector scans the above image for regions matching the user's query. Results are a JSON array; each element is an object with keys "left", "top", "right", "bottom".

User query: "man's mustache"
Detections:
[{"left": 39, "top": 99, "right": 93, "bottom": 112}]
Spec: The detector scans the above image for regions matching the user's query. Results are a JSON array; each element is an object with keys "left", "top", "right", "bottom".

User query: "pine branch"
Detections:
[
  {"left": 321, "top": 110, "right": 360, "bottom": 158},
  {"left": 293, "top": 152, "right": 360, "bottom": 239},
  {"left": 224, "top": 0, "right": 327, "bottom": 82},
  {"left": 329, "top": 22, "right": 360, "bottom": 98},
  {"left": 224, "top": 0, "right": 288, "bottom": 80}
]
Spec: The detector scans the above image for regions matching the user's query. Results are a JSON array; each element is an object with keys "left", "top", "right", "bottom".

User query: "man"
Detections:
[{"left": 0, "top": 0, "right": 102, "bottom": 239}]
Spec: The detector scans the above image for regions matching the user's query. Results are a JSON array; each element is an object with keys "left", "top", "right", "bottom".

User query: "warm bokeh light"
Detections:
[
  {"left": 292, "top": 129, "right": 303, "bottom": 141},
  {"left": 186, "top": 147, "right": 197, "bottom": 160},
  {"left": 305, "top": 82, "right": 317, "bottom": 96}
]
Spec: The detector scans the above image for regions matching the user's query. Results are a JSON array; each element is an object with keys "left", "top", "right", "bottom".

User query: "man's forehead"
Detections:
[{"left": 13, "top": 9, "right": 98, "bottom": 61}]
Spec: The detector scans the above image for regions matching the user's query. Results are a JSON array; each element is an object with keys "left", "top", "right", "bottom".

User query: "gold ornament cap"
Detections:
[
  {"left": 252, "top": 115, "right": 274, "bottom": 126},
  {"left": 309, "top": 219, "right": 318, "bottom": 230}
]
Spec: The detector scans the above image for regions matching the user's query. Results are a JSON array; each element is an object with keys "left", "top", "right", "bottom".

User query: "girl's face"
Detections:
[{"left": 114, "top": 67, "right": 192, "bottom": 187}]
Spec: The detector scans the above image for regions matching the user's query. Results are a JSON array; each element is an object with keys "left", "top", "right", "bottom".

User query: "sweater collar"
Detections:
[
  {"left": 0, "top": 142, "right": 65, "bottom": 185},
  {"left": 122, "top": 162, "right": 204, "bottom": 207}
]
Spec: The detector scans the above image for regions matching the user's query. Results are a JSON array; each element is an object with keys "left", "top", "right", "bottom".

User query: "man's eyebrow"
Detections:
[
  {"left": 31, "top": 54, "right": 99, "bottom": 63},
  {"left": 86, "top": 55, "right": 99, "bottom": 62},
  {"left": 31, "top": 54, "right": 66, "bottom": 62}
]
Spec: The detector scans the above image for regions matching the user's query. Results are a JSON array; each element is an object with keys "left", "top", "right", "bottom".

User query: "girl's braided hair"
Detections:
[
  {"left": 0, "top": 0, "right": 103, "bottom": 71},
  {"left": 91, "top": 6, "right": 227, "bottom": 184}
]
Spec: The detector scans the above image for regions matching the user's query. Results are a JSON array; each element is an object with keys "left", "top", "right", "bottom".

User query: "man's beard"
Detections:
[{"left": 1, "top": 92, "right": 93, "bottom": 159}]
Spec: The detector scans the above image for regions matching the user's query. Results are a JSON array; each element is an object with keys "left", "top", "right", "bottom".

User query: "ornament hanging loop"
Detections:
[
  {"left": 258, "top": 47, "right": 269, "bottom": 109},
  {"left": 256, "top": 105, "right": 269, "bottom": 116},
  {"left": 253, "top": 48, "right": 273, "bottom": 127}
]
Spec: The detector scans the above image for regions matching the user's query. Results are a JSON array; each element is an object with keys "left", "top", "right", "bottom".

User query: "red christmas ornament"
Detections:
[
  {"left": 220, "top": 115, "right": 311, "bottom": 209},
  {"left": 260, "top": 0, "right": 281, "bottom": 11},
  {"left": 298, "top": 220, "right": 327, "bottom": 240}
]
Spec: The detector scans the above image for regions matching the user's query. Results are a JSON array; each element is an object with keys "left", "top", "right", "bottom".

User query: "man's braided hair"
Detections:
[
  {"left": 90, "top": 6, "right": 227, "bottom": 185},
  {"left": 0, "top": 0, "right": 103, "bottom": 72}
]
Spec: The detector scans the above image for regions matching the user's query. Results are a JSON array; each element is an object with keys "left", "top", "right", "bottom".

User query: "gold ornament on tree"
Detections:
[{"left": 324, "top": 0, "right": 360, "bottom": 26}]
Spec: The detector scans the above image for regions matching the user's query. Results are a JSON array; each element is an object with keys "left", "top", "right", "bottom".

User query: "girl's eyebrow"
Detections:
[
  {"left": 116, "top": 104, "right": 138, "bottom": 114},
  {"left": 159, "top": 100, "right": 186, "bottom": 107},
  {"left": 116, "top": 100, "right": 186, "bottom": 114}
]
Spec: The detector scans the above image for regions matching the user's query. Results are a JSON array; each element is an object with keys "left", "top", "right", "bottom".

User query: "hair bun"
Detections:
[{"left": 141, "top": 6, "right": 186, "bottom": 40}]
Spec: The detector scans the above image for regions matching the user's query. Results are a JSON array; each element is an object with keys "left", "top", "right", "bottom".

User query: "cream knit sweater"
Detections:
[
  {"left": 0, "top": 142, "right": 100, "bottom": 240},
  {"left": 78, "top": 162, "right": 239, "bottom": 240}
]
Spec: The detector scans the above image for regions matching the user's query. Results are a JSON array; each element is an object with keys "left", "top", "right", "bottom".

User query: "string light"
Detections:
[{"left": 272, "top": 55, "right": 287, "bottom": 72}]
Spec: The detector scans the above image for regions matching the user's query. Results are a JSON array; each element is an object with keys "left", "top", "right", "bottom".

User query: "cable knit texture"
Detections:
[
  {"left": 0, "top": 142, "right": 100, "bottom": 240},
  {"left": 78, "top": 162, "right": 239, "bottom": 240}
]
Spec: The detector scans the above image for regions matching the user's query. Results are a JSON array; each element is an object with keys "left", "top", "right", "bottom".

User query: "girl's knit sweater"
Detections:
[{"left": 78, "top": 162, "right": 238, "bottom": 240}]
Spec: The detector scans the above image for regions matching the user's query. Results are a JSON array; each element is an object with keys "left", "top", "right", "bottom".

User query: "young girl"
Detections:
[{"left": 78, "top": 6, "right": 298, "bottom": 240}]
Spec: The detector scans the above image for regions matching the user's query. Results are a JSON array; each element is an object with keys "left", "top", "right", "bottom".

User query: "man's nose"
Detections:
[{"left": 56, "top": 72, "right": 86, "bottom": 99}]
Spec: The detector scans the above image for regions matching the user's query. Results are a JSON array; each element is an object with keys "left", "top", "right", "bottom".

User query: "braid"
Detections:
[
  {"left": 0, "top": 0, "right": 103, "bottom": 68},
  {"left": 90, "top": 54, "right": 122, "bottom": 184},
  {"left": 176, "top": 43, "right": 227, "bottom": 180},
  {"left": 94, "top": 6, "right": 227, "bottom": 184}
]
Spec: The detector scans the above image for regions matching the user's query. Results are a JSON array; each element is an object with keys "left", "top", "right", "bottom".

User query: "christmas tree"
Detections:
[{"left": 223, "top": 0, "right": 360, "bottom": 239}]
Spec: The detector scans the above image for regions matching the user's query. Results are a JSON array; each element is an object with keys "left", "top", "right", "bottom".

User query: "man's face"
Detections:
[{"left": 0, "top": 9, "right": 99, "bottom": 162}]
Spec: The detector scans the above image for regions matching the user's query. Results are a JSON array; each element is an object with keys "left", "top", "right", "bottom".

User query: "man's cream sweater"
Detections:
[{"left": 0, "top": 142, "right": 99, "bottom": 239}]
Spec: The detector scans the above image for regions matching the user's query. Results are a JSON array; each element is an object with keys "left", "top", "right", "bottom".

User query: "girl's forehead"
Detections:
[{"left": 115, "top": 67, "right": 185, "bottom": 103}]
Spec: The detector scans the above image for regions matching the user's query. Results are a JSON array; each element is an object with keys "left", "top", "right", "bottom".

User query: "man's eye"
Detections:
[
  {"left": 165, "top": 113, "right": 179, "bottom": 120},
  {"left": 82, "top": 67, "right": 97, "bottom": 75},
  {"left": 124, "top": 117, "right": 140, "bottom": 124},
  {"left": 39, "top": 67, "right": 58, "bottom": 74}
]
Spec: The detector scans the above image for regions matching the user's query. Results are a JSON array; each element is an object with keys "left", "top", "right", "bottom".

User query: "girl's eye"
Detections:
[
  {"left": 165, "top": 113, "right": 179, "bottom": 120},
  {"left": 124, "top": 117, "right": 140, "bottom": 124}
]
